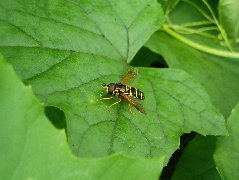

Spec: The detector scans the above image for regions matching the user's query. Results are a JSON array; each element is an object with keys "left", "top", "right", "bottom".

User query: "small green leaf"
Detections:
[
  {"left": 214, "top": 102, "right": 239, "bottom": 180},
  {"left": 219, "top": 0, "right": 239, "bottom": 43},
  {"left": 166, "top": 0, "right": 210, "bottom": 25},
  {"left": 172, "top": 135, "right": 221, "bottom": 180},
  {"left": 0, "top": 56, "right": 165, "bottom": 179}
]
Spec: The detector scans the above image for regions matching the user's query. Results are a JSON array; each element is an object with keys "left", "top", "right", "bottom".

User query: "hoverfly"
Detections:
[{"left": 98, "top": 68, "right": 146, "bottom": 114}]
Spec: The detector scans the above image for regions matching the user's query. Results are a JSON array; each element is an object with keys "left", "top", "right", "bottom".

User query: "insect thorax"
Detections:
[{"left": 107, "top": 83, "right": 125, "bottom": 95}]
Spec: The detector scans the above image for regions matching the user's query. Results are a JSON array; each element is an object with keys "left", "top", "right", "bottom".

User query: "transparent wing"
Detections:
[
  {"left": 121, "top": 93, "right": 146, "bottom": 114},
  {"left": 120, "top": 68, "right": 138, "bottom": 84}
]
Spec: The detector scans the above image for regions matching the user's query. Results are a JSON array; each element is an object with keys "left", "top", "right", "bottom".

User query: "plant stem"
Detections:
[
  {"left": 162, "top": 25, "right": 239, "bottom": 59},
  {"left": 180, "top": 20, "right": 213, "bottom": 27}
]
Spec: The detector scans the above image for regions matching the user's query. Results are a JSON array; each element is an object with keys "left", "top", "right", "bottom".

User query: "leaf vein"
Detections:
[
  {"left": 147, "top": 78, "right": 168, "bottom": 143},
  {"left": 41, "top": 74, "right": 120, "bottom": 97},
  {"left": 0, "top": 18, "right": 42, "bottom": 46},
  {"left": 65, "top": 0, "right": 125, "bottom": 59},
  {"left": 76, "top": 120, "right": 115, "bottom": 156},
  {"left": 123, "top": 115, "right": 152, "bottom": 157}
]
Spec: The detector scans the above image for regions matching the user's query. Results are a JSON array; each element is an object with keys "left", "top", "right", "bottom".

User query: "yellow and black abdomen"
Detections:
[{"left": 125, "top": 85, "right": 145, "bottom": 100}]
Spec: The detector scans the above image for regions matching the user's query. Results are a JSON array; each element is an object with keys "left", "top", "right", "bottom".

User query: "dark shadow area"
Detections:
[
  {"left": 45, "top": 106, "right": 66, "bottom": 130},
  {"left": 130, "top": 47, "right": 168, "bottom": 68},
  {"left": 150, "top": 58, "right": 168, "bottom": 68},
  {"left": 160, "top": 131, "right": 197, "bottom": 180}
]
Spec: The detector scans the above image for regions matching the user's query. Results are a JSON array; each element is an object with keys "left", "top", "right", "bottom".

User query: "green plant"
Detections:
[{"left": 0, "top": 0, "right": 239, "bottom": 179}]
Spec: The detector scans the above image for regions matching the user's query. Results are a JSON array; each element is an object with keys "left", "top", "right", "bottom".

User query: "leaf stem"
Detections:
[
  {"left": 162, "top": 25, "right": 239, "bottom": 59},
  {"left": 168, "top": 24, "right": 219, "bottom": 39},
  {"left": 180, "top": 20, "right": 213, "bottom": 27}
]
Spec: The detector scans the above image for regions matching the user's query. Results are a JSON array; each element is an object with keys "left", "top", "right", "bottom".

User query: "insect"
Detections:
[{"left": 98, "top": 68, "right": 146, "bottom": 114}]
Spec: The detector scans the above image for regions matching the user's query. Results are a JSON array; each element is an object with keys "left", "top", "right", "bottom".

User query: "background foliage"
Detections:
[{"left": 0, "top": 0, "right": 239, "bottom": 179}]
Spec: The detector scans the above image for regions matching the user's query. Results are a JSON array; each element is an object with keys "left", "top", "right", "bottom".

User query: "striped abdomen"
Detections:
[{"left": 124, "top": 85, "right": 145, "bottom": 100}]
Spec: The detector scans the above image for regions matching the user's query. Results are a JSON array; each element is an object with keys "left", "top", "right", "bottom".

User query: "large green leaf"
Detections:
[
  {"left": 146, "top": 32, "right": 239, "bottom": 118},
  {"left": 0, "top": 56, "right": 165, "bottom": 179},
  {"left": 219, "top": 0, "right": 239, "bottom": 43},
  {"left": 0, "top": 0, "right": 227, "bottom": 164},
  {"left": 172, "top": 135, "right": 221, "bottom": 180},
  {"left": 214, "top": 102, "right": 239, "bottom": 180}
]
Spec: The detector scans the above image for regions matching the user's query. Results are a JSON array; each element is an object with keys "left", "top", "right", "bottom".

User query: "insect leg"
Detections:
[
  {"left": 97, "top": 96, "right": 114, "bottom": 101},
  {"left": 109, "top": 98, "right": 122, "bottom": 108},
  {"left": 128, "top": 103, "right": 134, "bottom": 115}
]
